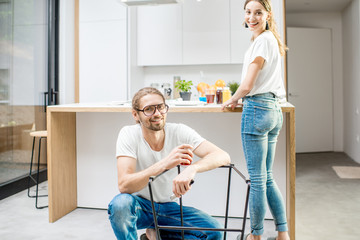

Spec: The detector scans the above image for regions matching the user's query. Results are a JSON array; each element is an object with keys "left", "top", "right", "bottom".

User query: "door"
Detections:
[
  {"left": 287, "top": 27, "right": 333, "bottom": 152},
  {"left": 0, "top": 0, "right": 59, "bottom": 198}
]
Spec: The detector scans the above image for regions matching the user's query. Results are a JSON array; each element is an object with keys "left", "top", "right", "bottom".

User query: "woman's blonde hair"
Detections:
[{"left": 244, "top": 0, "right": 288, "bottom": 56}]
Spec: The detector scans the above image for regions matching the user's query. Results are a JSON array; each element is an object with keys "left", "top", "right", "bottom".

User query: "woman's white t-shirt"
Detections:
[
  {"left": 116, "top": 123, "right": 205, "bottom": 203},
  {"left": 241, "top": 31, "right": 286, "bottom": 98}
]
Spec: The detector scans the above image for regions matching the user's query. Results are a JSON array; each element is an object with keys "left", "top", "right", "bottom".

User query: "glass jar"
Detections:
[{"left": 162, "top": 83, "right": 172, "bottom": 100}]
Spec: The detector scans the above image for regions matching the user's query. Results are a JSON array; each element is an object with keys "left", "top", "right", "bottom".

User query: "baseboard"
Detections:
[{"left": 0, "top": 169, "right": 47, "bottom": 200}]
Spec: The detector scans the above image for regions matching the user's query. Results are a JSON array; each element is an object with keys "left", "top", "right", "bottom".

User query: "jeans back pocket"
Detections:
[{"left": 254, "top": 106, "right": 277, "bottom": 133}]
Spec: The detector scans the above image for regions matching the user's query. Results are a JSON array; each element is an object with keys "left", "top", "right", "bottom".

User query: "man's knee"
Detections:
[
  {"left": 205, "top": 217, "right": 224, "bottom": 239},
  {"left": 207, "top": 230, "right": 223, "bottom": 240},
  {"left": 108, "top": 193, "right": 136, "bottom": 219}
]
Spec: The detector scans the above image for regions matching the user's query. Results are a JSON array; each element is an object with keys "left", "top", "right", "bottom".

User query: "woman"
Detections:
[{"left": 222, "top": 1, "right": 290, "bottom": 240}]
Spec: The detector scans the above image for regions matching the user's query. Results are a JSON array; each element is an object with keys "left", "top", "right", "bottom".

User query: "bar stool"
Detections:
[{"left": 27, "top": 130, "right": 48, "bottom": 209}]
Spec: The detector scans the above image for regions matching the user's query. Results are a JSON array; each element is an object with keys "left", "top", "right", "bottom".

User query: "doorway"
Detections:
[{"left": 287, "top": 27, "right": 334, "bottom": 152}]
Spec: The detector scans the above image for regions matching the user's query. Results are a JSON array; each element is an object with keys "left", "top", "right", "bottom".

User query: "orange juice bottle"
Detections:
[{"left": 222, "top": 87, "right": 231, "bottom": 103}]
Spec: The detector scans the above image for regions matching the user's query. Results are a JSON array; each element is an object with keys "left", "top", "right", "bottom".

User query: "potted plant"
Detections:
[
  {"left": 174, "top": 79, "right": 193, "bottom": 101},
  {"left": 227, "top": 81, "right": 240, "bottom": 95}
]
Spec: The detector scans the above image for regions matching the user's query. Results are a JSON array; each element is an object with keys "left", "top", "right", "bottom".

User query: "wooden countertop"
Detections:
[{"left": 47, "top": 102, "right": 295, "bottom": 113}]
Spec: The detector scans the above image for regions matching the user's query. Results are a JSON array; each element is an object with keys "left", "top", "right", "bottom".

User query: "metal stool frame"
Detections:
[
  {"left": 148, "top": 164, "right": 250, "bottom": 240},
  {"left": 27, "top": 136, "right": 48, "bottom": 209}
]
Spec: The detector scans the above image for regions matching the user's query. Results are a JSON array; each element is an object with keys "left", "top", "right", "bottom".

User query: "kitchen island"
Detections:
[{"left": 47, "top": 102, "right": 295, "bottom": 239}]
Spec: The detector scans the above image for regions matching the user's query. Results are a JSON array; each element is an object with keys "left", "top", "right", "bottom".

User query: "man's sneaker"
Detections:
[{"left": 140, "top": 233, "right": 149, "bottom": 240}]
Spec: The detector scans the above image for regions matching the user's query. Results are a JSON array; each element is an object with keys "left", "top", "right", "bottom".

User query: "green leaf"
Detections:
[{"left": 175, "top": 80, "right": 193, "bottom": 92}]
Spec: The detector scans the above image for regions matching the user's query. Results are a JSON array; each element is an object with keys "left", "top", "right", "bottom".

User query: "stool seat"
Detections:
[{"left": 30, "top": 130, "right": 47, "bottom": 138}]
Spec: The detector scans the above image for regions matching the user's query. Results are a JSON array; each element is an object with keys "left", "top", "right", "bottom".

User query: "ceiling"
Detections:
[{"left": 285, "top": 0, "right": 353, "bottom": 13}]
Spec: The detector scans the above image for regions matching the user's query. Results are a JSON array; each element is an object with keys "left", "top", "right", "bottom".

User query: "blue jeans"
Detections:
[
  {"left": 108, "top": 193, "right": 223, "bottom": 240},
  {"left": 241, "top": 93, "right": 288, "bottom": 236}
]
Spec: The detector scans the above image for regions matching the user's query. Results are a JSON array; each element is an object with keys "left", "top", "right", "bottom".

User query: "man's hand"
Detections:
[
  {"left": 172, "top": 165, "right": 197, "bottom": 198},
  {"left": 162, "top": 144, "right": 194, "bottom": 170}
]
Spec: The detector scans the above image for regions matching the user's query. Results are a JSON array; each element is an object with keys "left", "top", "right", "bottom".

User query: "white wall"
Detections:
[
  {"left": 141, "top": 64, "right": 243, "bottom": 100},
  {"left": 60, "top": 0, "right": 75, "bottom": 104},
  {"left": 286, "top": 12, "right": 344, "bottom": 152},
  {"left": 342, "top": 0, "right": 360, "bottom": 163}
]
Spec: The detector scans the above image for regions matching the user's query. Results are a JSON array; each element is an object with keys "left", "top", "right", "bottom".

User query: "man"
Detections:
[{"left": 108, "top": 87, "right": 231, "bottom": 240}]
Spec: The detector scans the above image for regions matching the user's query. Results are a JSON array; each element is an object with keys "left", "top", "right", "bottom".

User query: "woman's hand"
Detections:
[{"left": 221, "top": 97, "right": 242, "bottom": 111}]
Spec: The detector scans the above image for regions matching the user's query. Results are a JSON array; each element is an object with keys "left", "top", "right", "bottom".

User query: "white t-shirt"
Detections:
[
  {"left": 241, "top": 31, "right": 286, "bottom": 98},
  {"left": 116, "top": 123, "right": 205, "bottom": 203}
]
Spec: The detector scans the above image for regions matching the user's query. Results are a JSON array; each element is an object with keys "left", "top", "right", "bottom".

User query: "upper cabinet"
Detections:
[
  {"left": 137, "top": 5, "right": 182, "bottom": 66},
  {"left": 182, "top": 0, "right": 230, "bottom": 65},
  {"left": 137, "top": 0, "right": 283, "bottom": 66},
  {"left": 230, "top": 0, "right": 252, "bottom": 63},
  {"left": 79, "top": 0, "right": 128, "bottom": 103}
]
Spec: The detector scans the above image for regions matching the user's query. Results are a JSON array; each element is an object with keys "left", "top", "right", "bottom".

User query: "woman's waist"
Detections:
[
  {"left": 245, "top": 92, "right": 277, "bottom": 99},
  {"left": 243, "top": 92, "right": 280, "bottom": 108}
]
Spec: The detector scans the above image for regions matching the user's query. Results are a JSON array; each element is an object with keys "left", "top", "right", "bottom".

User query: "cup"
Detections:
[
  {"left": 181, "top": 146, "right": 193, "bottom": 165},
  {"left": 205, "top": 89, "right": 215, "bottom": 104}
]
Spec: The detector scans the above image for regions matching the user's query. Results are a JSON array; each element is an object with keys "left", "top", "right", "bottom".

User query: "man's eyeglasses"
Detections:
[{"left": 136, "top": 103, "right": 169, "bottom": 116}]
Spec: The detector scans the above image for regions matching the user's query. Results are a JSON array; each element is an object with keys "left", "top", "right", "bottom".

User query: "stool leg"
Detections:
[
  {"left": 223, "top": 166, "right": 233, "bottom": 240},
  {"left": 27, "top": 137, "right": 36, "bottom": 198},
  {"left": 177, "top": 165, "right": 185, "bottom": 240},
  {"left": 35, "top": 137, "right": 48, "bottom": 209},
  {"left": 240, "top": 182, "right": 251, "bottom": 240}
]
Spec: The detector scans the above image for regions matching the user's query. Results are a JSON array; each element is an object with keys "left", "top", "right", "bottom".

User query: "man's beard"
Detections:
[{"left": 139, "top": 116, "right": 165, "bottom": 131}]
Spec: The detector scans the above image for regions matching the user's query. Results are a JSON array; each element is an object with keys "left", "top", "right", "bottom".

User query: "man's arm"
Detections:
[
  {"left": 117, "top": 144, "right": 195, "bottom": 194},
  {"left": 172, "top": 140, "right": 231, "bottom": 198},
  {"left": 117, "top": 156, "right": 164, "bottom": 194}
]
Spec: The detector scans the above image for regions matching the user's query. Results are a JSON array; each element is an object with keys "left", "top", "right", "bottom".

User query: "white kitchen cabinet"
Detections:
[
  {"left": 182, "top": 0, "right": 230, "bottom": 64},
  {"left": 136, "top": 0, "right": 283, "bottom": 66},
  {"left": 137, "top": 5, "right": 182, "bottom": 66},
  {"left": 230, "top": 0, "right": 252, "bottom": 63},
  {"left": 79, "top": 0, "right": 128, "bottom": 103}
]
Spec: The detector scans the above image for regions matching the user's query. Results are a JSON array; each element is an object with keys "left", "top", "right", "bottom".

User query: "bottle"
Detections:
[
  {"left": 162, "top": 83, "right": 172, "bottom": 100},
  {"left": 216, "top": 87, "right": 223, "bottom": 104},
  {"left": 222, "top": 87, "right": 231, "bottom": 103},
  {"left": 173, "top": 76, "right": 181, "bottom": 99}
]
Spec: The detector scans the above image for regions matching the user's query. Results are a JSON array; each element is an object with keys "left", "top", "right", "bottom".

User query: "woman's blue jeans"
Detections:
[
  {"left": 241, "top": 93, "right": 288, "bottom": 236},
  {"left": 108, "top": 193, "right": 223, "bottom": 240}
]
